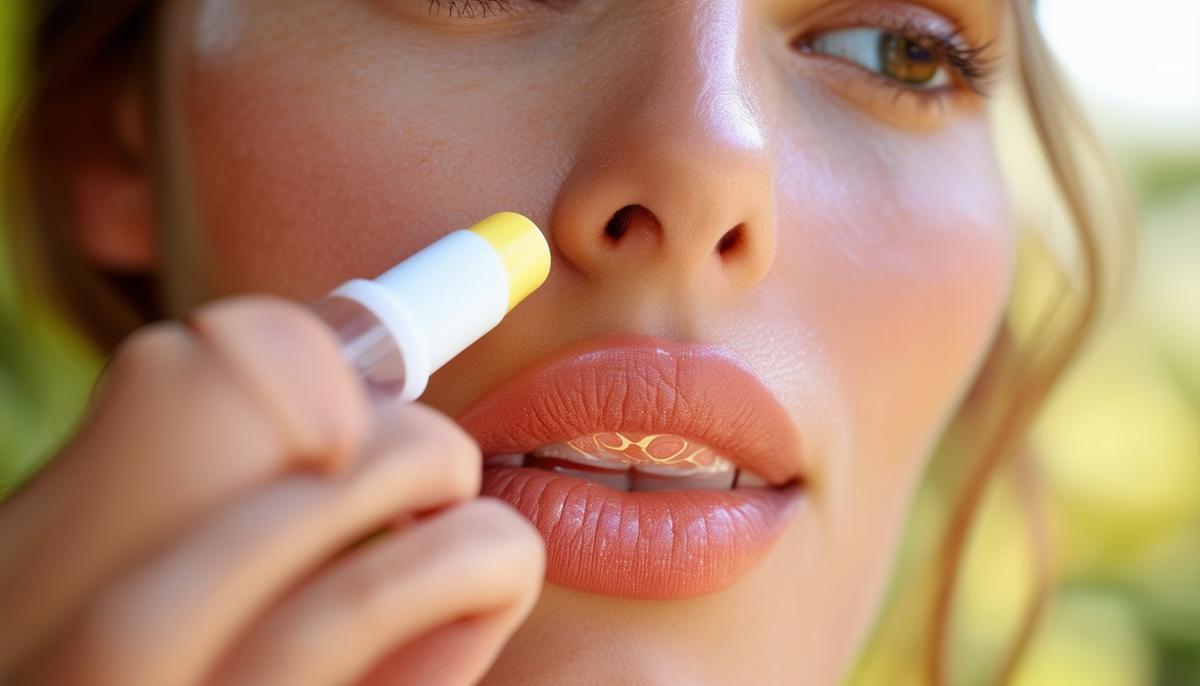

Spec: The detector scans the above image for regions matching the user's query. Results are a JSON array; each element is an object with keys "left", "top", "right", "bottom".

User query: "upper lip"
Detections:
[{"left": 457, "top": 335, "right": 805, "bottom": 486}]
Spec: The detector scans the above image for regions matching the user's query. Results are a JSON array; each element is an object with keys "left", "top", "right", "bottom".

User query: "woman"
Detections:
[{"left": 0, "top": 0, "right": 1129, "bottom": 683}]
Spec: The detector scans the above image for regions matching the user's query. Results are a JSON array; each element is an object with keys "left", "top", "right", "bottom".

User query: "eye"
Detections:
[{"left": 802, "top": 27, "right": 952, "bottom": 88}]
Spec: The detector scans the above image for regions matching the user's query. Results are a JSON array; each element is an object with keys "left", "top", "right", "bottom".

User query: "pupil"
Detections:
[
  {"left": 904, "top": 40, "right": 934, "bottom": 63},
  {"left": 878, "top": 34, "right": 939, "bottom": 84}
]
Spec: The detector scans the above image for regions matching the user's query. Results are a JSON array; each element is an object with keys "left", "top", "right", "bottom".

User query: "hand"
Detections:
[{"left": 0, "top": 296, "right": 545, "bottom": 686}]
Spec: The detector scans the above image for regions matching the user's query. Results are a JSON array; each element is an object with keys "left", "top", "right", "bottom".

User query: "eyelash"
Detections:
[
  {"left": 798, "top": 22, "right": 996, "bottom": 101},
  {"left": 424, "top": 1, "right": 997, "bottom": 98},
  {"left": 792, "top": 18, "right": 998, "bottom": 116},
  {"left": 936, "top": 32, "right": 996, "bottom": 95}
]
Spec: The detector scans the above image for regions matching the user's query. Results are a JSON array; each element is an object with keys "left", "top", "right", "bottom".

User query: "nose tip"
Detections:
[
  {"left": 547, "top": 2, "right": 776, "bottom": 301},
  {"left": 551, "top": 145, "right": 775, "bottom": 298}
]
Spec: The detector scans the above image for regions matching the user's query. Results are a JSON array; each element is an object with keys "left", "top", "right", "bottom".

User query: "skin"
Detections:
[{"left": 1, "top": 0, "right": 1014, "bottom": 683}]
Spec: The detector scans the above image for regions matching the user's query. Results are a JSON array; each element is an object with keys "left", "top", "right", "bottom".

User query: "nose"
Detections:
[{"left": 549, "top": 0, "right": 777, "bottom": 301}]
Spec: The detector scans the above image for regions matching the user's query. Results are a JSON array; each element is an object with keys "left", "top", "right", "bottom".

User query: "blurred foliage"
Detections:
[
  {"left": 1129, "top": 156, "right": 1200, "bottom": 210},
  {"left": 849, "top": 109, "right": 1200, "bottom": 684},
  {"left": 0, "top": 3, "right": 1196, "bottom": 685}
]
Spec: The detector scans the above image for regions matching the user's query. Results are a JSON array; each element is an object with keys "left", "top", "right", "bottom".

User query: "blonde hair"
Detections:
[{"left": 2, "top": 1, "right": 1135, "bottom": 683}]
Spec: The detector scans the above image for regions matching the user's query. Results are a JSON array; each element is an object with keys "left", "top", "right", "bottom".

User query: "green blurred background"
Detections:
[{"left": 1, "top": 1, "right": 1196, "bottom": 684}]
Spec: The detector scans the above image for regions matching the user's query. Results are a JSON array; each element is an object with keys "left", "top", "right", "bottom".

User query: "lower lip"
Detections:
[{"left": 481, "top": 465, "right": 803, "bottom": 599}]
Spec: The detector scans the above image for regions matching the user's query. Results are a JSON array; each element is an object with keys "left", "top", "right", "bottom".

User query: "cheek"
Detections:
[
  {"left": 777, "top": 119, "right": 1013, "bottom": 504},
  {"left": 762, "top": 121, "right": 1012, "bottom": 658},
  {"left": 170, "top": 3, "right": 569, "bottom": 301}
]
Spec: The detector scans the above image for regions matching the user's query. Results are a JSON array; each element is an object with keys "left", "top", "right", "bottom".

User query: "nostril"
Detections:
[
  {"left": 604, "top": 204, "right": 641, "bottom": 243},
  {"left": 716, "top": 225, "right": 745, "bottom": 256}
]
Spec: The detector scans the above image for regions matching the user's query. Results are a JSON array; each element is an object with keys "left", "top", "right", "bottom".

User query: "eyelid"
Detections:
[
  {"left": 798, "top": 2, "right": 999, "bottom": 84},
  {"left": 793, "top": 1, "right": 985, "bottom": 47},
  {"left": 783, "top": 7, "right": 999, "bottom": 129},
  {"left": 795, "top": 22, "right": 994, "bottom": 97},
  {"left": 804, "top": 27, "right": 953, "bottom": 89}
]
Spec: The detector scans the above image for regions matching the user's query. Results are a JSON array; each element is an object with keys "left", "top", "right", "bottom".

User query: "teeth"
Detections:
[
  {"left": 485, "top": 453, "right": 525, "bottom": 467},
  {"left": 630, "top": 469, "right": 736, "bottom": 492},
  {"left": 734, "top": 470, "right": 770, "bottom": 489},
  {"left": 633, "top": 455, "right": 736, "bottom": 478},
  {"left": 547, "top": 464, "right": 632, "bottom": 491},
  {"left": 496, "top": 440, "right": 777, "bottom": 492},
  {"left": 530, "top": 443, "right": 631, "bottom": 471}
]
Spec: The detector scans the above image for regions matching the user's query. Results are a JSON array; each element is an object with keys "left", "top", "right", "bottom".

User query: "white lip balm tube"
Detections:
[{"left": 312, "top": 212, "right": 550, "bottom": 402}]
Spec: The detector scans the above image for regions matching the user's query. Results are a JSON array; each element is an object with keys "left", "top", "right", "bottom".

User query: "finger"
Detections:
[
  {"left": 355, "top": 613, "right": 523, "bottom": 686},
  {"left": 0, "top": 296, "right": 370, "bottom": 672},
  {"left": 22, "top": 402, "right": 481, "bottom": 686},
  {"left": 214, "top": 498, "right": 545, "bottom": 686}
]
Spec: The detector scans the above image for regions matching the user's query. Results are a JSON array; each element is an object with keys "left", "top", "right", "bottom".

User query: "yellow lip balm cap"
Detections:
[
  {"left": 467, "top": 212, "right": 552, "bottom": 312},
  {"left": 323, "top": 212, "right": 551, "bottom": 401}
]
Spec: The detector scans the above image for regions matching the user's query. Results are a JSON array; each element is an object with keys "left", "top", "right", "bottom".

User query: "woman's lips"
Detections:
[
  {"left": 480, "top": 467, "right": 801, "bottom": 598},
  {"left": 456, "top": 335, "right": 806, "bottom": 599}
]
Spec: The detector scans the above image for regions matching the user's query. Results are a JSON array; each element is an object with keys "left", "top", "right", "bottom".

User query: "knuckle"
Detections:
[
  {"left": 104, "top": 322, "right": 190, "bottom": 390},
  {"left": 190, "top": 297, "right": 338, "bottom": 364},
  {"left": 188, "top": 296, "right": 347, "bottom": 378},
  {"left": 187, "top": 295, "right": 372, "bottom": 465},
  {"left": 189, "top": 294, "right": 310, "bottom": 331}
]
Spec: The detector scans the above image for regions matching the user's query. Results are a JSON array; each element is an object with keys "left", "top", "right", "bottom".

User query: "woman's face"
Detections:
[{"left": 153, "top": 0, "right": 1013, "bottom": 682}]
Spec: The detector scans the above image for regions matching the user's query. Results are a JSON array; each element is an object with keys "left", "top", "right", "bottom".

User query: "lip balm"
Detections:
[{"left": 313, "top": 212, "right": 550, "bottom": 402}]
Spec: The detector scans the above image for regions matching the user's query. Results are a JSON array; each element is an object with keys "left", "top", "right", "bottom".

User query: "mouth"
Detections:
[
  {"left": 483, "top": 430, "right": 775, "bottom": 491},
  {"left": 457, "top": 335, "right": 806, "bottom": 600}
]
